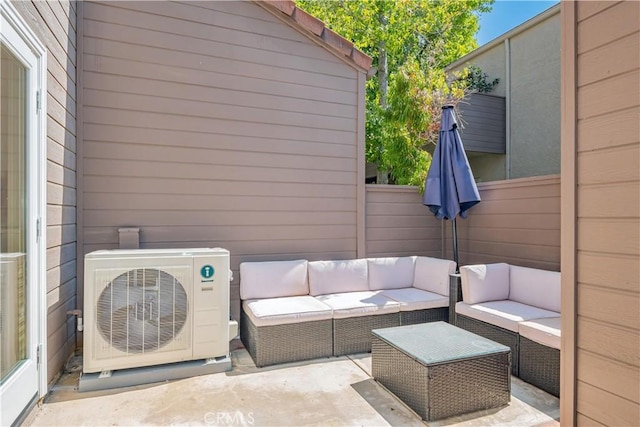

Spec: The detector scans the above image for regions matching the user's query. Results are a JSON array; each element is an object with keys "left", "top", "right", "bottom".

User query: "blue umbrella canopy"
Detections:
[
  {"left": 424, "top": 106, "right": 480, "bottom": 219},
  {"left": 423, "top": 106, "right": 481, "bottom": 265}
]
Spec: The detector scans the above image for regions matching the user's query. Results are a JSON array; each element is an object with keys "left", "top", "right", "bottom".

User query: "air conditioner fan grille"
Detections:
[{"left": 97, "top": 268, "right": 188, "bottom": 354}]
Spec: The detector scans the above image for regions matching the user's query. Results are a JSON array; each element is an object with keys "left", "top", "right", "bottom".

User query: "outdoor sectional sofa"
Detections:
[
  {"left": 239, "top": 256, "right": 456, "bottom": 367},
  {"left": 453, "top": 263, "right": 561, "bottom": 396}
]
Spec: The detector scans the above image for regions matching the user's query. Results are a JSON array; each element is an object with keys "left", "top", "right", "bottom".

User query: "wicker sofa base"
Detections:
[
  {"left": 455, "top": 314, "right": 520, "bottom": 376},
  {"left": 333, "top": 313, "right": 400, "bottom": 356},
  {"left": 400, "top": 307, "right": 448, "bottom": 325},
  {"left": 519, "top": 336, "right": 560, "bottom": 397},
  {"left": 240, "top": 309, "right": 333, "bottom": 367},
  {"left": 372, "top": 334, "right": 510, "bottom": 421},
  {"left": 241, "top": 305, "right": 447, "bottom": 365}
]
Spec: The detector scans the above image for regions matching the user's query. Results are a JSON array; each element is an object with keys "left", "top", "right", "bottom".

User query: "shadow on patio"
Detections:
[{"left": 25, "top": 340, "right": 559, "bottom": 427}]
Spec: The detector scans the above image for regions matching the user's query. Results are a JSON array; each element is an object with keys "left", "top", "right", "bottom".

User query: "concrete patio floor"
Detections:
[{"left": 25, "top": 340, "right": 560, "bottom": 426}]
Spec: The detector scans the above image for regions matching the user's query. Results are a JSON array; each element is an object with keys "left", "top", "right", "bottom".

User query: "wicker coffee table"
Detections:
[{"left": 372, "top": 321, "right": 511, "bottom": 421}]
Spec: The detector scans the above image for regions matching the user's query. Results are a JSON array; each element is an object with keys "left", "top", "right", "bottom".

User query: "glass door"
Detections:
[
  {"left": 1, "top": 3, "right": 46, "bottom": 423},
  {"left": 1, "top": 41, "right": 30, "bottom": 384}
]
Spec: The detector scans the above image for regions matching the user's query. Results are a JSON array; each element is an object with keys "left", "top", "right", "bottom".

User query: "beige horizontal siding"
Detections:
[
  {"left": 577, "top": 32, "right": 639, "bottom": 87},
  {"left": 577, "top": 104, "right": 638, "bottom": 156},
  {"left": 83, "top": 2, "right": 349, "bottom": 74},
  {"left": 577, "top": 381, "right": 640, "bottom": 426},
  {"left": 577, "top": 70, "right": 639, "bottom": 120},
  {"left": 80, "top": 1, "right": 362, "bottom": 322},
  {"left": 578, "top": 285, "right": 639, "bottom": 330},
  {"left": 364, "top": 178, "right": 562, "bottom": 270},
  {"left": 82, "top": 123, "right": 356, "bottom": 157},
  {"left": 82, "top": 106, "right": 355, "bottom": 145},
  {"left": 365, "top": 185, "right": 442, "bottom": 258},
  {"left": 12, "top": 0, "right": 78, "bottom": 386},
  {"left": 577, "top": 1, "right": 638, "bottom": 53},
  {"left": 576, "top": 1, "right": 619, "bottom": 21},
  {"left": 453, "top": 175, "right": 561, "bottom": 270},
  {"left": 577, "top": 253, "right": 638, "bottom": 294},
  {"left": 574, "top": 1, "right": 640, "bottom": 424},
  {"left": 80, "top": 36, "right": 355, "bottom": 92},
  {"left": 82, "top": 90, "right": 355, "bottom": 132},
  {"left": 82, "top": 141, "right": 355, "bottom": 172},
  {"left": 82, "top": 72, "right": 357, "bottom": 118},
  {"left": 577, "top": 351, "right": 639, "bottom": 404},
  {"left": 576, "top": 413, "right": 607, "bottom": 427}
]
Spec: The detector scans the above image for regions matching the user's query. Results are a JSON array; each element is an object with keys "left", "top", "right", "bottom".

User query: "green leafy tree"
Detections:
[
  {"left": 297, "top": 0, "right": 494, "bottom": 187},
  {"left": 457, "top": 64, "right": 500, "bottom": 93},
  {"left": 372, "top": 59, "right": 469, "bottom": 189}
]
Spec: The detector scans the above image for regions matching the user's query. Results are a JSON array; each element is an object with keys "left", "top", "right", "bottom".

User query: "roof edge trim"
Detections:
[
  {"left": 446, "top": 3, "right": 560, "bottom": 71},
  {"left": 255, "top": 1, "right": 373, "bottom": 72}
]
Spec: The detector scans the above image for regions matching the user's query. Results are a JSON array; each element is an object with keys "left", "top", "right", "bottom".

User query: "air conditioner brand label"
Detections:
[{"left": 200, "top": 265, "right": 215, "bottom": 282}]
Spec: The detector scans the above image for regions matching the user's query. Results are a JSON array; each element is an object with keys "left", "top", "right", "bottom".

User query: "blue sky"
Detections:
[{"left": 476, "top": 0, "right": 560, "bottom": 46}]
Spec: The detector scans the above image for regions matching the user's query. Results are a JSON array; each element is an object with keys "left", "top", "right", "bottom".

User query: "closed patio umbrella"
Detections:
[{"left": 423, "top": 106, "right": 481, "bottom": 268}]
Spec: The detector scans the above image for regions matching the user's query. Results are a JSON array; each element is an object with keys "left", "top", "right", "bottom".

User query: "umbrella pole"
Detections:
[{"left": 452, "top": 218, "right": 459, "bottom": 272}]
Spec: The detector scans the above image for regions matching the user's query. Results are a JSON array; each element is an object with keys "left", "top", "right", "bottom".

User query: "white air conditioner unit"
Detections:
[{"left": 83, "top": 248, "right": 233, "bottom": 374}]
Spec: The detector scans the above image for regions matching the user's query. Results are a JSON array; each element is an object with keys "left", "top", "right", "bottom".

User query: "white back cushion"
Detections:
[
  {"left": 412, "top": 256, "right": 457, "bottom": 296},
  {"left": 308, "top": 259, "right": 368, "bottom": 296},
  {"left": 367, "top": 257, "right": 415, "bottom": 290},
  {"left": 460, "top": 263, "right": 510, "bottom": 304},
  {"left": 240, "top": 259, "right": 308, "bottom": 300},
  {"left": 509, "top": 265, "right": 561, "bottom": 312}
]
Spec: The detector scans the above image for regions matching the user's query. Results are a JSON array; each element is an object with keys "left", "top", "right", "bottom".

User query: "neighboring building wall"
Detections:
[
  {"left": 565, "top": 1, "right": 640, "bottom": 425},
  {"left": 365, "top": 185, "right": 441, "bottom": 258},
  {"left": 509, "top": 13, "right": 561, "bottom": 179},
  {"left": 448, "top": 6, "right": 560, "bottom": 181},
  {"left": 466, "top": 153, "right": 506, "bottom": 183},
  {"left": 451, "top": 42, "right": 507, "bottom": 182},
  {"left": 449, "top": 175, "right": 560, "bottom": 271},
  {"left": 78, "top": 1, "right": 364, "bottom": 320},
  {"left": 462, "top": 43, "right": 507, "bottom": 97},
  {"left": 12, "top": 0, "right": 78, "bottom": 384}
]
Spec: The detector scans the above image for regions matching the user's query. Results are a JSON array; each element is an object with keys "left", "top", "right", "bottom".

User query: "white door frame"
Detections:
[{"left": 0, "top": 0, "right": 47, "bottom": 424}]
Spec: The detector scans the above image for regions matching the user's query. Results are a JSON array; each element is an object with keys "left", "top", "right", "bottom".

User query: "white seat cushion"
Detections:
[
  {"left": 412, "top": 256, "right": 456, "bottom": 296},
  {"left": 455, "top": 300, "right": 559, "bottom": 332},
  {"left": 509, "top": 265, "right": 561, "bottom": 312},
  {"left": 367, "top": 257, "right": 415, "bottom": 290},
  {"left": 460, "top": 263, "right": 510, "bottom": 304},
  {"left": 315, "top": 291, "right": 400, "bottom": 319},
  {"left": 240, "top": 259, "right": 308, "bottom": 300},
  {"left": 519, "top": 317, "right": 561, "bottom": 349},
  {"left": 243, "top": 296, "right": 333, "bottom": 327},
  {"left": 308, "top": 259, "right": 368, "bottom": 296},
  {"left": 379, "top": 288, "right": 449, "bottom": 312}
]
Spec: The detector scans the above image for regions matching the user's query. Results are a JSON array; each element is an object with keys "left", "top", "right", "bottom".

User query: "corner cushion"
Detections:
[
  {"left": 412, "top": 256, "right": 456, "bottom": 296},
  {"left": 509, "top": 265, "right": 561, "bottom": 313},
  {"left": 460, "top": 263, "right": 510, "bottom": 304},
  {"left": 367, "top": 257, "right": 415, "bottom": 290},
  {"left": 379, "top": 288, "right": 449, "bottom": 311},
  {"left": 308, "top": 259, "right": 368, "bottom": 296},
  {"left": 455, "top": 300, "right": 559, "bottom": 332},
  {"left": 240, "top": 259, "right": 309, "bottom": 300},
  {"left": 315, "top": 291, "right": 400, "bottom": 319},
  {"left": 519, "top": 317, "right": 561, "bottom": 349},
  {"left": 243, "top": 296, "right": 333, "bottom": 327}
]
